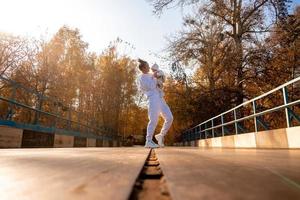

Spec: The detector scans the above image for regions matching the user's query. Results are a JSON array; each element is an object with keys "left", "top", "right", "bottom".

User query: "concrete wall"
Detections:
[
  {"left": 211, "top": 137, "right": 222, "bottom": 147},
  {"left": 22, "top": 130, "right": 54, "bottom": 148},
  {"left": 0, "top": 126, "right": 23, "bottom": 148},
  {"left": 96, "top": 139, "right": 103, "bottom": 147},
  {"left": 255, "top": 128, "right": 288, "bottom": 148},
  {"left": 193, "top": 126, "right": 300, "bottom": 149},
  {"left": 190, "top": 141, "right": 196, "bottom": 147},
  {"left": 103, "top": 140, "right": 110, "bottom": 147},
  {"left": 0, "top": 125, "right": 120, "bottom": 148},
  {"left": 234, "top": 133, "right": 256, "bottom": 148},
  {"left": 221, "top": 136, "right": 235, "bottom": 148},
  {"left": 73, "top": 136, "right": 87, "bottom": 147},
  {"left": 286, "top": 126, "right": 300, "bottom": 148},
  {"left": 113, "top": 140, "right": 118, "bottom": 147},
  {"left": 87, "top": 138, "right": 96, "bottom": 147},
  {"left": 54, "top": 134, "right": 74, "bottom": 148}
]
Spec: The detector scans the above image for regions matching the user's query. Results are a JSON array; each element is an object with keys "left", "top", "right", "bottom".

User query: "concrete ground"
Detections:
[
  {"left": 156, "top": 147, "right": 300, "bottom": 200},
  {"left": 0, "top": 148, "right": 149, "bottom": 200},
  {"left": 0, "top": 147, "right": 300, "bottom": 200}
]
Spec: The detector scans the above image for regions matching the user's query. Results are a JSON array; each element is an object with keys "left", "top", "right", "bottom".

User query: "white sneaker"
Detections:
[
  {"left": 155, "top": 134, "right": 165, "bottom": 147},
  {"left": 144, "top": 140, "right": 160, "bottom": 148}
]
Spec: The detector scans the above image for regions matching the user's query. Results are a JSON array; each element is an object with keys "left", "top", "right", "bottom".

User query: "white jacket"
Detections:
[{"left": 138, "top": 73, "right": 160, "bottom": 99}]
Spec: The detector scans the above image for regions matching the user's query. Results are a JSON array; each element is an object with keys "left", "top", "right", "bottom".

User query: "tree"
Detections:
[
  {"left": 149, "top": 0, "right": 291, "bottom": 105},
  {"left": 0, "top": 33, "right": 30, "bottom": 77},
  {"left": 93, "top": 40, "right": 138, "bottom": 135}
]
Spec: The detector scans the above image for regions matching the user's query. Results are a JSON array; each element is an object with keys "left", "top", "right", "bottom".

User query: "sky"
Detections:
[
  {"left": 0, "top": 0, "right": 299, "bottom": 69},
  {"left": 0, "top": 0, "right": 188, "bottom": 69}
]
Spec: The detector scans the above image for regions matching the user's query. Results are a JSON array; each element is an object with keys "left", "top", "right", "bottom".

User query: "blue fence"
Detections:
[
  {"left": 182, "top": 77, "right": 300, "bottom": 142},
  {"left": 0, "top": 75, "right": 119, "bottom": 141}
]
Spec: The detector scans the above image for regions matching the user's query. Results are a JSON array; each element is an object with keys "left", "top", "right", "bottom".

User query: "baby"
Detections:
[{"left": 151, "top": 63, "right": 165, "bottom": 90}]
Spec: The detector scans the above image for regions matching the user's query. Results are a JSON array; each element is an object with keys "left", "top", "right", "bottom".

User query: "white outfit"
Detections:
[{"left": 138, "top": 73, "right": 173, "bottom": 142}]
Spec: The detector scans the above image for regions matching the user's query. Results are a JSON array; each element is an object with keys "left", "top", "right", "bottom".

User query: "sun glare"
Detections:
[{"left": 0, "top": 0, "right": 75, "bottom": 37}]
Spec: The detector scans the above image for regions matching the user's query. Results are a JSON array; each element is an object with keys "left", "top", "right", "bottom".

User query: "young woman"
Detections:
[{"left": 137, "top": 59, "right": 173, "bottom": 148}]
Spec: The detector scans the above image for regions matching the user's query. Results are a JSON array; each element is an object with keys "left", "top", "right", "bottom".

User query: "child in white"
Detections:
[
  {"left": 138, "top": 60, "right": 173, "bottom": 148},
  {"left": 151, "top": 63, "right": 165, "bottom": 91}
]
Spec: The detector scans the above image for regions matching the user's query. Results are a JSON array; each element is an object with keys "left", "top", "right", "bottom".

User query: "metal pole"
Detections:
[
  {"left": 205, "top": 123, "right": 208, "bottom": 139},
  {"left": 199, "top": 125, "right": 201, "bottom": 139},
  {"left": 253, "top": 101, "right": 258, "bottom": 132},
  {"left": 6, "top": 85, "right": 17, "bottom": 120},
  {"left": 211, "top": 120, "right": 215, "bottom": 137},
  {"left": 221, "top": 115, "right": 225, "bottom": 136},
  {"left": 283, "top": 87, "right": 291, "bottom": 128},
  {"left": 86, "top": 121, "right": 90, "bottom": 135},
  {"left": 34, "top": 95, "right": 43, "bottom": 125},
  {"left": 67, "top": 109, "right": 71, "bottom": 130},
  {"left": 53, "top": 101, "right": 59, "bottom": 129},
  {"left": 234, "top": 109, "right": 238, "bottom": 134},
  {"left": 77, "top": 112, "right": 81, "bottom": 131},
  {"left": 193, "top": 129, "right": 195, "bottom": 140}
]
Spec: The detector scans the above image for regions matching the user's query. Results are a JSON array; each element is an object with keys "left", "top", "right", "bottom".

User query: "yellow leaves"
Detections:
[{"left": 0, "top": 26, "right": 143, "bottom": 139}]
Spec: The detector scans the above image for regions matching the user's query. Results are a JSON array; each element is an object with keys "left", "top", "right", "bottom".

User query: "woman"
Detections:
[{"left": 137, "top": 59, "right": 173, "bottom": 148}]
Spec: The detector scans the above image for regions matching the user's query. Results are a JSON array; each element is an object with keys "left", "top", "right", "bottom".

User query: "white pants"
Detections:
[{"left": 146, "top": 94, "right": 173, "bottom": 141}]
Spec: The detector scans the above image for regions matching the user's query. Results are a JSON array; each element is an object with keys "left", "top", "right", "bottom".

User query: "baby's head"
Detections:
[{"left": 151, "top": 63, "right": 159, "bottom": 72}]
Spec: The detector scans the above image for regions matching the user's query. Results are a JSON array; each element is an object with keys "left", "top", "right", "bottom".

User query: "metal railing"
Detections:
[
  {"left": 0, "top": 75, "right": 119, "bottom": 141},
  {"left": 182, "top": 77, "right": 300, "bottom": 142}
]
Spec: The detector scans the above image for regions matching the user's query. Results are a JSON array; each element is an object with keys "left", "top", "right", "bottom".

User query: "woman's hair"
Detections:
[{"left": 137, "top": 58, "right": 148, "bottom": 71}]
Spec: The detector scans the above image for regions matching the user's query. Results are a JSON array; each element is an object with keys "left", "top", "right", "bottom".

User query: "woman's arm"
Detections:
[{"left": 139, "top": 76, "right": 157, "bottom": 92}]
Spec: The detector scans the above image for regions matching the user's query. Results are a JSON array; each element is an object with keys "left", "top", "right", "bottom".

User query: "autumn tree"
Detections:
[
  {"left": 0, "top": 33, "right": 30, "bottom": 77},
  {"left": 0, "top": 34, "right": 38, "bottom": 123},
  {"left": 149, "top": 0, "right": 291, "bottom": 105},
  {"left": 87, "top": 40, "right": 138, "bottom": 136}
]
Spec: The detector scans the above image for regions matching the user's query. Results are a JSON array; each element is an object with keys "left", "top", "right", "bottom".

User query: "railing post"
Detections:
[
  {"left": 193, "top": 129, "right": 196, "bottom": 140},
  {"left": 221, "top": 115, "right": 225, "bottom": 136},
  {"left": 77, "top": 112, "right": 81, "bottom": 131},
  {"left": 67, "top": 109, "right": 71, "bottom": 130},
  {"left": 6, "top": 85, "right": 17, "bottom": 120},
  {"left": 234, "top": 109, "right": 238, "bottom": 134},
  {"left": 283, "top": 87, "right": 292, "bottom": 128},
  {"left": 253, "top": 101, "right": 258, "bottom": 132},
  {"left": 87, "top": 121, "right": 90, "bottom": 134},
  {"left": 198, "top": 125, "right": 201, "bottom": 139},
  {"left": 205, "top": 123, "right": 208, "bottom": 139},
  {"left": 52, "top": 101, "right": 59, "bottom": 129},
  {"left": 211, "top": 120, "right": 215, "bottom": 137},
  {"left": 186, "top": 131, "right": 188, "bottom": 142},
  {"left": 34, "top": 95, "right": 43, "bottom": 125}
]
